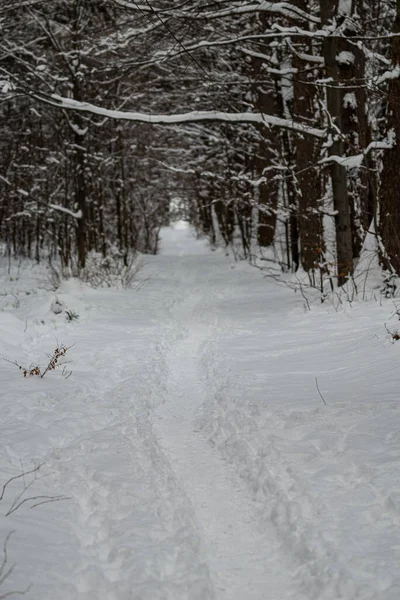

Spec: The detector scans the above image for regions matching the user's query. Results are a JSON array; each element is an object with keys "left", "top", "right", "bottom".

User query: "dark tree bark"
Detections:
[
  {"left": 291, "top": 0, "right": 324, "bottom": 277},
  {"left": 213, "top": 193, "right": 235, "bottom": 246},
  {"left": 320, "top": 0, "right": 354, "bottom": 285},
  {"left": 338, "top": 0, "right": 376, "bottom": 258},
  {"left": 276, "top": 77, "right": 300, "bottom": 271},
  {"left": 292, "top": 48, "right": 324, "bottom": 274},
  {"left": 379, "top": 0, "right": 400, "bottom": 273},
  {"left": 250, "top": 21, "right": 280, "bottom": 248}
]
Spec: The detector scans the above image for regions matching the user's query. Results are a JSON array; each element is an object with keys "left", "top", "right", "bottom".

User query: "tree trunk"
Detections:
[
  {"left": 379, "top": 0, "right": 400, "bottom": 274},
  {"left": 74, "top": 129, "right": 87, "bottom": 270},
  {"left": 292, "top": 0, "right": 324, "bottom": 275},
  {"left": 320, "top": 0, "right": 354, "bottom": 285},
  {"left": 277, "top": 82, "right": 300, "bottom": 271},
  {"left": 250, "top": 19, "right": 280, "bottom": 247},
  {"left": 339, "top": 0, "right": 376, "bottom": 258}
]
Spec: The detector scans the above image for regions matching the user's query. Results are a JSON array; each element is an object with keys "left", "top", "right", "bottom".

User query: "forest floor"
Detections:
[{"left": 1, "top": 223, "right": 400, "bottom": 600}]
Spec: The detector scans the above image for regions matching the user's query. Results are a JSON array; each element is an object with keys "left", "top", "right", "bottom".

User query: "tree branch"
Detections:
[{"left": 29, "top": 92, "right": 326, "bottom": 139}]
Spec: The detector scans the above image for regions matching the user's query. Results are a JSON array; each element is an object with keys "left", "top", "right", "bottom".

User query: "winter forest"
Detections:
[
  {"left": 2, "top": 1, "right": 400, "bottom": 599},
  {"left": 0, "top": 0, "right": 399, "bottom": 284}
]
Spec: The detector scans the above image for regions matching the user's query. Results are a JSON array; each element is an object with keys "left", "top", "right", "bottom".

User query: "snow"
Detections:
[
  {"left": 320, "top": 153, "right": 365, "bottom": 168},
  {"left": 34, "top": 95, "right": 326, "bottom": 139},
  {"left": 0, "top": 79, "right": 13, "bottom": 94},
  {"left": 337, "top": 51, "right": 355, "bottom": 65},
  {"left": 343, "top": 92, "right": 357, "bottom": 110},
  {"left": 47, "top": 204, "right": 82, "bottom": 219},
  {"left": 1, "top": 224, "right": 400, "bottom": 599},
  {"left": 339, "top": 0, "right": 352, "bottom": 15},
  {"left": 204, "top": 2, "right": 320, "bottom": 25},
  {"left": 320, "top": 135, "right": 395, "bottom": 169},
  {"left": 376, "top": 66, "right": 400, "bottom": 86}
]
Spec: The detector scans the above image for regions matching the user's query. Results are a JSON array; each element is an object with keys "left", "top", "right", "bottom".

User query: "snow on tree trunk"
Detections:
[{"left": 320, "top": 0, "right": 354, "bottom": 285}]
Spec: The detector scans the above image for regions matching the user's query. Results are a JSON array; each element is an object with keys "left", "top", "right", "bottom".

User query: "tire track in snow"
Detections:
[{"left": 152, "top": 291, "right": 295, "bottom": 600}]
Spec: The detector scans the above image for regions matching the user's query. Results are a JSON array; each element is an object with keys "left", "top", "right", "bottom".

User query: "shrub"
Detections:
[
  {"left": 81, "top": 249, "right": 140, "bottom": 289},
  {"left": 4, "top": 343, "right": 73, "bottom": 379}
]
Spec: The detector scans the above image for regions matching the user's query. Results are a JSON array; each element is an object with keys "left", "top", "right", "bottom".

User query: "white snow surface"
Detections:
[{"left": 1, "top": 223, "right": 400, "bottom": 599}]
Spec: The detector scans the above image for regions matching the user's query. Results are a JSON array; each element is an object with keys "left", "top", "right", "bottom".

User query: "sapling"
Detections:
[{"left": 4, "top": 343, "right": 74, "bottom": 378}]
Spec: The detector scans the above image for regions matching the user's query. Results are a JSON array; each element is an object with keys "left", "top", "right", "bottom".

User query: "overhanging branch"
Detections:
[{"left": 31, "top": 92, "right": 326, "bottom": 139}]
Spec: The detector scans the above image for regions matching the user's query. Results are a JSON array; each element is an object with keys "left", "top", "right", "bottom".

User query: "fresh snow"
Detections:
[
  {"left": 202, "top": 2, "right": 320, "bottom": 25},
  {"left": 1, "top": 222, "right": 400, "bottom": 599},
  {"left": 33, "top": 95, "right": 326, "bottom": 139},
  {"left": 319, "top": 136, "right": 394, "bottom": 169},
  {"left": 336, "top": 51, "right": 355, "bottom": 66}
]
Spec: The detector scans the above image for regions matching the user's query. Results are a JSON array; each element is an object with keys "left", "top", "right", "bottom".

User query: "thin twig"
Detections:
[
  {"left": 0, "top": 532, "right": 14, "bottom": 583},
  {"left": 0, "top": 583, "right": 32, "bottom": 599},
  {"left": 315, "top": 377, "right": 327, "bottom": 406},
  {"left": 2, "top": 359, "right": 24, "bottom": 371},
  {"left": 298, "top": 281, "right": 311, "bottom": 311},
  {"left": 6, "top": 480, "right": 36, "bottom": 516},
  {"left": 30, "top": 496, "right": 71, "bottom": 509},
  {"left": 6, "top": 495, "right": 70, "bottom": 517},
  {"left": 0, "top": 465, "right": 43, "bottom": 502},
  {"left": 0, "top": 564, "right": 14, "bottom": 589},
  {"left": 385, "top": 322, "right": 400, "bottom": 342}
]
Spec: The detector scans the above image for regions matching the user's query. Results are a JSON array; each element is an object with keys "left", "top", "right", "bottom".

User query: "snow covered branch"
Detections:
[
  {"left": 111, "top": 0, "right": 320, "bottom": 24},
  {"left": 319, "top": 139, "right": 395, "bottom": 168},
  {"left": 0, "top": 176, "right": 82, "bottom": 220},
  {"left": 180, "top": 1, "right": 320, "bottom": 25},
  {"left": 48, "top": 204, "right": 83, "bottom": 219},
  {"left": 31, "top": 93, "right": 326, "bottom": 139}
]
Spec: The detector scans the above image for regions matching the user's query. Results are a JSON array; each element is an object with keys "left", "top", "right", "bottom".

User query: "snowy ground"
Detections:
[{"left": 1, "top": 222, "right": 400, "bottom": 600}]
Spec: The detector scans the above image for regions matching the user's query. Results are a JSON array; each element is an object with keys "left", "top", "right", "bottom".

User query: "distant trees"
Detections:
[
  {"left": 1, "top": 0, "right": 399, "bottom": 288},
  {"left": 0, "top": 0, "right": 171, "bottom": 268}
]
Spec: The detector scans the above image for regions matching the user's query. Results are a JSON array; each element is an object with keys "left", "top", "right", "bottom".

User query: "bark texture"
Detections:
[
  {"left": 379, "top": 0, "right": 400, "bottom": 273},
  {"left": 320, "top": 0, "right": 354, "bottom": 285}
]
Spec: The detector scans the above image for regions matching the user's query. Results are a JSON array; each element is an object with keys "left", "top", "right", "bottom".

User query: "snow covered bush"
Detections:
[
  {"left": 44, "top": 250, "right": 141, "bottom": 289},
  {"left": 43, "top": 262, "right": 62, "bottom": 292},
  {"left": 50, "top": 297, "right": 64, "bottom": 315},
  {"left": 81, "top": 249, "right": 140, "bottom": 289}
]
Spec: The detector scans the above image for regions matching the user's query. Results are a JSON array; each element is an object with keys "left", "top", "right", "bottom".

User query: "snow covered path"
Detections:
[
  {"left": 152, "top": 283, "right": 290, "bottom": 600},
  {"left": 1, "top": 222, "right": 400, "bottom": 599}
]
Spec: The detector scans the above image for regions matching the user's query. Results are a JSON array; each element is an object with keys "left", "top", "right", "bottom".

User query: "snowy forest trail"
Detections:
[
  {"left": 1, "top": 222, "right": 400, "bottom": 599},
  {"left": 152, "top": 274, "right": 290, "bottom": 600}
]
